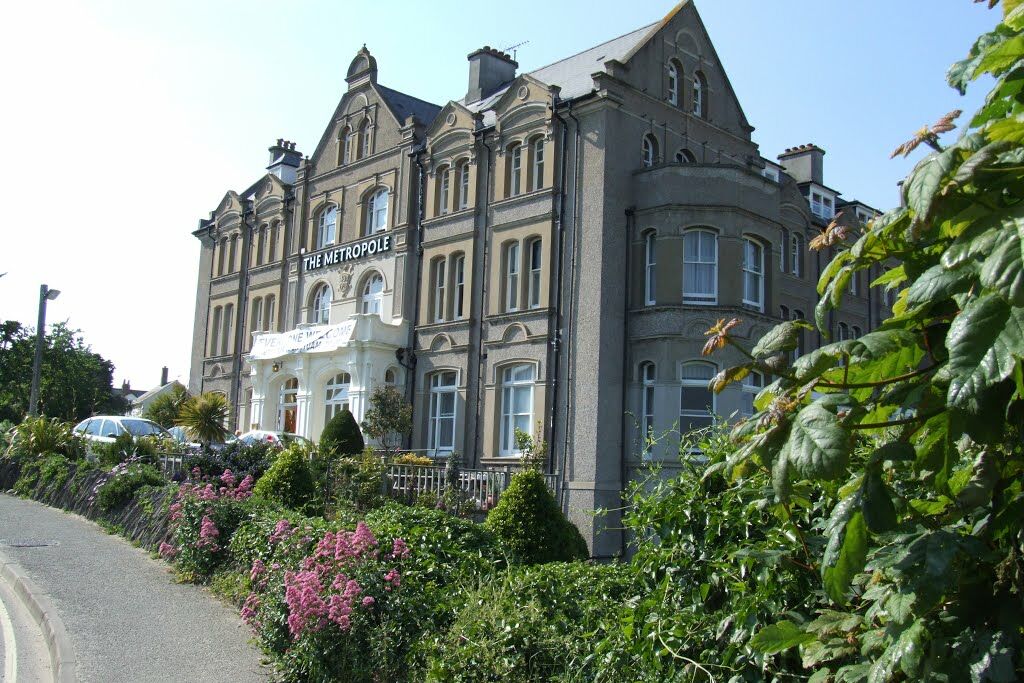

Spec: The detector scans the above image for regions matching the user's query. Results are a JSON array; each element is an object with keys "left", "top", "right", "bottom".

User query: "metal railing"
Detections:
[
  {"left": 158, "top": 453, "right": 184, "bottom": 478},
  {"left": 385, "top": 464, "right": 558, "bottom": 511}
]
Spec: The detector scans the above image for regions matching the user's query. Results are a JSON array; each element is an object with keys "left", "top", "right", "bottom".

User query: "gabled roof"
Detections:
[
  {"left": 131, "top": 380, "right": 186, "bottom": 406},
  {"left": 529, "top": 22, "right": 657, "bottom": 101},
  {"left": 377, "top": 84, "right": 442, "bottom": 126}
]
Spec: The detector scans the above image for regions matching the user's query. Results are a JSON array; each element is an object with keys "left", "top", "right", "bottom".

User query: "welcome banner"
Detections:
[{"left": 249, "top": 320, "right": 357, "bottom": 360}]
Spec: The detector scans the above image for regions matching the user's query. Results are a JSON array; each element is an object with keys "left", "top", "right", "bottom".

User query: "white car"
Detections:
[
  {"left": 235, "top": 430, "right": 311, "bottom": 448},
  {"left": 73, "top": 416, "right": 171, "bottom": 453}
]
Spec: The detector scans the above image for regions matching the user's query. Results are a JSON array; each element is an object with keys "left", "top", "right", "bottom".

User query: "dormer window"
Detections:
[{"left": 810, "top": 191, "right": 834, "bottom": 219}]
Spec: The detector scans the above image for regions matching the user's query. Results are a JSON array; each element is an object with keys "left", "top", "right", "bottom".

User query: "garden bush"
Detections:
[
  {"left": 319, "top": 408, "right": 364, "bottom": 458},
  {"left": 327, "top": 449, "right": 387, "bottom": 511},
  {"left": 484, "top": 469, "right": 588, "bottom": 564},
  {"left": 95, "top": 458, "right": 166, "bottom": 511},
  {"left": 4, "top": 416, "right": 85, "bottom": 462},
  {"left": 426, "top": 562, "right": 639, "bottom": 682},
  {"left": 96, "top": 432, "right": 161, "bottom": 468},
  {"left": 252, "top": 444, "right": 317, "bottom": 512},
  {"left": 13, "top": 453, "right": 71, "bottom": 497},
  {"left": 184, "top": 440, "right": 277, "bottom": 481}
]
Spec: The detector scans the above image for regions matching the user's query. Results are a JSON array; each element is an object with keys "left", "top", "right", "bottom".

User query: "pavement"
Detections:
[{"left": 0, "top": 494, "right": 270, "bottom": 682}]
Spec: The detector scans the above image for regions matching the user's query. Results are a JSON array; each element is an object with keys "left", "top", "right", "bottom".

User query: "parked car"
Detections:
[
  {"left": 72, "top": 416, "right": 172, "bottom": 456},
  {"left": 235, "top": 430, "right": 311, "bottom": 448}
]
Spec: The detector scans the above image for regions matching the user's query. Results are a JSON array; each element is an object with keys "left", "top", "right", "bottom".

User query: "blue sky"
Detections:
[{"left": 0, "top": 0, "right": 999, "bottom": 391}]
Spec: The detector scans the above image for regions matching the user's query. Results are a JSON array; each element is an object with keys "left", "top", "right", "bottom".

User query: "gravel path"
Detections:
[{"left": 0, "top": 494, "right": 270, "bottom": 682}]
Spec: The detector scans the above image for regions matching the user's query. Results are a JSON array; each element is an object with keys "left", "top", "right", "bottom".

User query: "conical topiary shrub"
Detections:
[
  {"left": 484, "top": 469, "right": 589, "bottom": 564},
  {"left": 319, "top": 408, "right": 365, "bottom": 458}
]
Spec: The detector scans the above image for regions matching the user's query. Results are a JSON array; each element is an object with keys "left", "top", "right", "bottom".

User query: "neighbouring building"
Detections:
[{"left": 188, "top": 0, "right": 885, "bottom": 557}]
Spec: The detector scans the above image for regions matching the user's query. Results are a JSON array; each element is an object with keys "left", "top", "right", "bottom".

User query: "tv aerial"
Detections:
[{"left": 503, "top": 41, "right": 529, "bottom": 61}]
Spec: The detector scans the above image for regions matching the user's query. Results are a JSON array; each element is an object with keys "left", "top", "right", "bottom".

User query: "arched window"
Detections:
[
  {"left": 256, "top": 226, "right": 267, "bottom": 266},
  {"left": 528, "top": 238, "right": 542, "bottom": 309},
  {"left": 530, "top": 137, "right": 545, "bottom": 191},
  {"left": 680, "top": 361, "right": 716, "bottom": 433},
  {"left": 791, "top": 233, "right": 804, "bottom": 277},
  {"left": 505, "top": 241, "right": 520, "bottom": 312},
  {"left": 366, "top": 188, "right": 389, "bottom": 234},
  {"left": 507, "top": 143, "right": 523, "bottom": 197},
  {"left": 667, "top": 61, "right": 679, "bottom": 105},
  {"left": 228, "top": 235, "right": 238, "bottom": 274},
  {"left": 358, "top": 119, "right": 370, "bottom": 159},
  {"left": 324, "top": 372, "right": 351, "bottom": 424},
  {"left": 210, "top": 306, "right": 222, "bottom": 357},
  {"left": 457, "top": 161, "right": 471, "bottom": 210},
  {"left": 429, "top": 370, "right": 458, "bottom": 455},
  {"left": 278, "top": 378, "right": 298, "bottom": 433},
  {"left": 317, "top": 205, "right": 337, "bottom": 249},
  {"left": 683, "top": 229, "right": 717, "bottom": 304},
  {"left": 437, "top": 166, "right": 451, "bottom": 216},
  {"left": 312, "top": 283, "right": 332, "bottom": 324},
  {"left": 361, "top": 273, "right": 384, "bottom": 316},
  {"left": 265, "top": 295, "right": 276, "bottom": 332},
  {"left": 500, "top": 364, "right": 535, "bottom": 456},
  {"left": 644, "top": 231, "right": 657, "bottom": 306},
  {"left": 852, "top": 325, "right": 862, "bottom": 339},
  {"left": 222, "top": 303, "right": 234, "bottom": 356},
  {"left": 453, "top": 254, "right": 466, "bottom": 320},
  {"left": 340, "top": 127, "right": 353, "bottom": 165},
  {"left": 250, "top": 297, "right": 263, "bottom": 336},
  {"left": 741, "top": 371, "right": 764, "bottom": 418},
  {"left": 792, "top": 309, "right": 805, "bottom": 361},
  {"left": 780, "top": 228, "right": 790, "bottom": 273},
  {"left": 640, "top": 362, "right": 656, "bottom": 454},
  {"left": 674, "top": 148, "right": 696, "bottom": 163},
  {"left": 384, "top": 368, "right": 397, "bottom": 385},
  {"left": 742, "top": 238, "right": 764, "bottom": 311},
  {"left": 268, "top": 224, "right": 279, "bottom": 262},
  {"left": 692, "top": 72, "right": 707, "bottom": 118},
  {"left": 780, "top": 304, "right": 790, "bottom": 320},
  {"left": 849, "top": 271, "right": 859, "bottom": 296},
  {"left": 217, "top": 237, "right": 228, "bottom": 276},
  {"left": 838, "top": 322, "right": 849, "bottom": 341},
  {"left": 641, "top": 134, "right": 658, "bottom": 168},
  {"left": 432, "top": 258, "right": 446, "bottom": 322}
]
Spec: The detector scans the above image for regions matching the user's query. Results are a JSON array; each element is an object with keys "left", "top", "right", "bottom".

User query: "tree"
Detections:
[
  {"left": 176, "top": 392, "right": 230, "bottom": 445},
  {"left": 361, "top": 385, "right": 412, "bottom": 459},
  {"left": 701, "top": 5, "right": 1024, "bottom": 678},
  {"left": 144, "top": 384, "right": 190, "bottom": 428},
  {"left": 320, "top": 408, "right": 365, "bottom": 458},
  {"left": 0, "top": 320, "right": 124, "bottom": 422}
]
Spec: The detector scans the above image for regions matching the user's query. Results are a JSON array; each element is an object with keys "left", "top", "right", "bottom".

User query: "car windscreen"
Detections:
[{"left": 121, "top": 419, "right": 167, "bottom": 437}]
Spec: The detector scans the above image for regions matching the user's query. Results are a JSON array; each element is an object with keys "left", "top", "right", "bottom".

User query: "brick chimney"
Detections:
[
  {"left": 777, "top": 143, "right": 825, "bottom": 185},
  {"left": 466, "top": 46, "right": 517, "bottom": 103},
  {"left": 267, "top": 139, "right": 302, "bottom": 184},
  {"left": 160, "top": 366, "right": 169, "bottom": 386}
]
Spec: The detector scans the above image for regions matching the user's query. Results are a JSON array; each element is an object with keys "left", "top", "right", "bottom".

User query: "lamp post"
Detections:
[{"left": 28, "top": 284, "right": 60, "bottom": 417}]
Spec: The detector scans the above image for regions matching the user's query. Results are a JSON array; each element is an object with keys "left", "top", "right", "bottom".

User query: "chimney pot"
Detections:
[{"left": 161, "top": 366, "right": 169, "bottom": 385}]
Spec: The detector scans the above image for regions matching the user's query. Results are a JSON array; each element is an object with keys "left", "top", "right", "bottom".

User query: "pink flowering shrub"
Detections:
[{"left": 161, "top": 469, "right": 257, "bottom": 577}]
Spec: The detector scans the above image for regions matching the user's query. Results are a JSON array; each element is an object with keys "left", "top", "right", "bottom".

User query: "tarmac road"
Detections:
[{"left": 0, "top": 494, "right": 269, "bottom": 682}]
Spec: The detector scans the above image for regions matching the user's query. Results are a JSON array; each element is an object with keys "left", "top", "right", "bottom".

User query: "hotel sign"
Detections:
[
  {"left": 249, "top": 320, "right": 357, "bottom": 360},
  {"left": 303, "top": 234, "right": 392, "bottom": 272}
]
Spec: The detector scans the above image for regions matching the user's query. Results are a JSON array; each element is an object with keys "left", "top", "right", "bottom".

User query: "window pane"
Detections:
[
  {"left": 681, "top": 363, "right": 714, "bottom": 380},
  {"left": 680, "top": 389, "right": 713, "bottom": 413}
]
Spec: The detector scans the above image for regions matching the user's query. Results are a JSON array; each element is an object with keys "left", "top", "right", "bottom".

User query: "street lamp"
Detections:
[{"left": 28, "top": 284, "right": 60, "bottom": 417}]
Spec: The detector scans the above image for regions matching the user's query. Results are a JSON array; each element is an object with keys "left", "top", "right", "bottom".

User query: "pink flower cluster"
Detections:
[
  {"left": 196, "top": 515, "right": 220, "bottom": 552},
  {"left": 250, "top": 559, "right": 268, "bottom": 590},
  {"left": 178, "top": 469, "right": 253, "bottom": 503},
  {"left": 269, "top": 519, "right": 295, "bottom": 545},
  {"left": 241, "top": 593, "right": 261, "bottom": 627},
  {"left": 158, "top": 541, "right": 178, "bottom": 559}
]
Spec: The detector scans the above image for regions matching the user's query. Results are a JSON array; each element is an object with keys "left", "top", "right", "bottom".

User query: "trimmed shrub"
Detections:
[
  {"left": 426, "top": 562, "right": 638, "bottom": 682},
  {"left": 319, "top": 408, "right": 364, "bottom": 458},
  {"left": 252, "top": 444, "right": 316, "bottom": 512},
  {"left": 327, "top": 449, "right": 387, "bottom": 510},
  {"left": 393, "top": 453, "right": 433, "bottom": 466},
  {"left": 484, "top": 469, "right": 588, "bottom": 564},
  {"left": 96, "top": 460, "right": 165, "bottom": 511}
]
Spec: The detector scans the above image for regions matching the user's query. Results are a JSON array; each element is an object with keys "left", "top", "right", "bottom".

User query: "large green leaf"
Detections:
[
  {"left": 862, "top": 467, "right": 897, "bottom": 534},
  {"left": 979, "top": 218, "right": 1024, "bottom": 305},
  {"left": 787, "top": 403, "right": 852, "bottom": 480},
  {"left": 905, "top": 264, "right": 976, "bottom": 308},
  {"left": 751, "top": 320, "right": 812, "bottom": 359},
  {"left": 822, "top": 497, "right": 868, "bottom": 604},
  {"left": 867, "top": 620, "right": 928, "bottom": 682},
  {"left": 973, "top": 34, "right": 1024, "bottom": 78},
  {"left": 905, "top": 146, "right": 961, "bottom": 229},
  {"left": 946, "top": 293, "right": 1024, "bottom": 409},
  {"left": 749, "top": 620, "right": 815, "bottom": 654}
]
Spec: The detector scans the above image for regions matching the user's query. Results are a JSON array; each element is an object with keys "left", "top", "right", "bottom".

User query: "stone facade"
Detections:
[{"left": 188, "top": 1, "right": 885, "bottom": 557}]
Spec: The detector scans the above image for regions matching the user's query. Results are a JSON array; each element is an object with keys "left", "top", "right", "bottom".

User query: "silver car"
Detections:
[{"left": 73, "top": 416, "right": 171, "bottom": 455}]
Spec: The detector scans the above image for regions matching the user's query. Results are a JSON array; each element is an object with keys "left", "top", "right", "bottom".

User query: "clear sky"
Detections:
[{"left": 0, "top": 0, "right": 998, "bottom": 392}]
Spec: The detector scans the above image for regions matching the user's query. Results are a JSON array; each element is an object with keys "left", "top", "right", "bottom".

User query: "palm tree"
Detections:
[{"left": 176, "top": 392, "right": 230, "bottom": 445}]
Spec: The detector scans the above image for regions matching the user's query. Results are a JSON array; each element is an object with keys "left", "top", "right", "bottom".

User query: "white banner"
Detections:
[{"left": 249, "top": 320, "right": 357, "bottom": 360}]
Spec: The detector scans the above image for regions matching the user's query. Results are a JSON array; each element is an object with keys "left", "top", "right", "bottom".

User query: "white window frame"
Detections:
[
  {"left": 317, "top": 205, "right": 337, "bottom": 249},
  {"left": 342, "top": 128, "right": 353, "bottom": 165},
  {"left": 366, "top": 189, "right": 389, "bottom": 235},
  {"left": 251, "top": 297, "right": 263, "bottom": 334},
  {"left": 277, "top": 378, "right": 298, "bottom": 432},
  {"left": 682, "top": 229, "right": 718, "bottom": 305},
  {"left": 428, "top": 371, "right": 458, "bottom": 455},
  {"left": 265, "top": 295, "right": 276, "bottom": 332},
  {"left": 641, "top": 362, "right": 656, "bottom": 455},
  {"left": 361, "top": 273, "right": 384, "bottom": 316},
  {"left": 531, "top": 138, "right": 545, "bottom": 191},
  {"left": 439, "top": 167, "right": 451, "bottom": 215},
  {"left": 359, "top": 120, "right": 370, "bottom": 159},
  {"left": 667, "top": 62, "right": 679, "bottom": 105},
  {"left": 790, "top": 232, "right": 803, "bottom": 277},
  {"left": 433, "top": 259, "right": 446, "bottom": 323},
  {"left": 458, "top": 163, "right": 470, "bottom": 210},
  {"left": 499, "top": 364, "right": 535, "bottom": 456},
  {"left": 644, "top": 231, "right": 657, "bottom": 306},
  {"left": 742, "top": 238, "right": 765, "bottom": 311},
  {"left": 642, "top": 135, "right": 656, "bottom": 168},
  {"left": 675, "top": 149, "right": 695, "bottom": 163},
  {"left": 528, "top": 238, "right": 542, "bottom": 309},
  {"left": 312, "top": 283, "right": 332, "bottom": 325},
  {"left": 741, "top": 371, "right": 763, "bottom": 418},
  {"left": 810, "top": 191, "right": 835, "bottom": 220},
  {"left": 680, "top": 361, "right": 716, "bottom": 435},
  {"left": 324, "top": 372, "right": 351, "bottom": 424},
  {"left": 505, "top": 242, "right": 520, "bottom": 312},
  {"left": 453, "top": 254, "right": 465, "bottom": 320},
  {"left": 692, "top": 74, "right": 704, "bottom": 117},
  {"left": 510, "top": 144, "right": 522, "bottom": 196}
]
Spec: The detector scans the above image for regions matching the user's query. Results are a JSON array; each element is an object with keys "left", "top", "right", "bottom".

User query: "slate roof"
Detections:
[{"left": 378, "top": 84, "right": 443, "bottom": 126}]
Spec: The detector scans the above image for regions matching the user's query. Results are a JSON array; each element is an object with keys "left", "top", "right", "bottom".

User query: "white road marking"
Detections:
[{"left": 0, "top": 582, "right": 17, "bottom": 683}]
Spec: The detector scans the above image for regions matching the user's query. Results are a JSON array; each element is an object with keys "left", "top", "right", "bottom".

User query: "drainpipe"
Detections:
[
  {"left": 472, "top": 132, "right": 495, "bottom": 467},
  {"left": 399, "top": 146, "right": 427, "bottom": 450},
  {"left": 200, "top": 224, "right": 217, "bottom": 395},
  {"left": 548, "top": 99, "right": 570, "bottom": 479},
  {"left": 233, "top": 205, "right": 254, "bottom": 431},
  {"left": 560, "top": 101, "right": 583, "bottom": 505},
  {"left": 620, "top": 206, "right": 635, "bottom": 558}
]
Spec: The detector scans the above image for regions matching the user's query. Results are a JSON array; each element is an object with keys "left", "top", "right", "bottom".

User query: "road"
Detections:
[
  {"left": 0, "top": 494, "right": 269, "bottom": 682},
  {"left": 0, "top": 562, "right": 51, "bottom": 683}
]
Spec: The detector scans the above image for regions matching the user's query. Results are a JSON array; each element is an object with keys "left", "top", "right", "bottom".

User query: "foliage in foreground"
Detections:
[
  {"left": 320, "top": 408, "right": 365, "bottom": 459},
  {"left": 176, "top": 392, "right": 231, "bottom": 445},
  {"left": 698, "top": 5, "right": 1024, "bottom": 680},
  {"left": 252, "top": 444, "right": 317, "bottom": 512}
]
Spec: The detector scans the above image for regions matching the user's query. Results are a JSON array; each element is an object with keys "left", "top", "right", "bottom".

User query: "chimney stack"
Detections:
[
  {"left": 777, "top": 143, "right": 826, "bottom": 185},
  {"left": 466, "top": 46, "right": 517, "bottom": 103},
  {"left": 161, "top": 366, "right": 169, "bottom": 386},
  {"left": 267, "top": 139, "right": 302, "bottom": 184}
]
